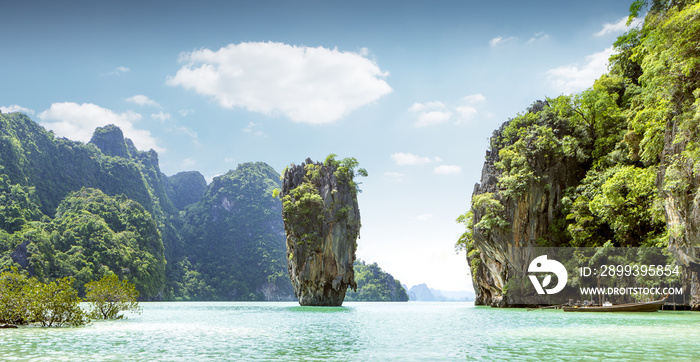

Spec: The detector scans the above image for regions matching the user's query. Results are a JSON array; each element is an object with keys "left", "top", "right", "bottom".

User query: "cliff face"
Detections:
[
  {"left": 469, "top": 104, "right": 584, "bottom": 306},
  {"left": 659, "top": 119, "right": 700, "bottom": 310},
  {"left": 280, "top": 158, "right": 360, "bottom": 306}
]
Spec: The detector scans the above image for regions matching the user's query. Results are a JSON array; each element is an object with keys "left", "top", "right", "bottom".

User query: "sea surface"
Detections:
[{"left": 1, "top": 301, "right": 699, "bottom": 361}]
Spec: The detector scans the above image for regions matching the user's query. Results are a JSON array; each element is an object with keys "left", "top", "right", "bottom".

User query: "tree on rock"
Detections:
[{"left": 279, "top": 155, "right": 366, "bottom": 306}]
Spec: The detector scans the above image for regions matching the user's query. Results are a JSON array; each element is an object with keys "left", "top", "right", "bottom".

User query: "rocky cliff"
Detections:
[
  {"left": 280, "top": 157, "right": 361, "bottom": 306},
  {"left": 469, "top": 102, "right": 585, "bottom": 307},
  {"left": 658, "top": 106, "right": 700, "bottom": 311}
]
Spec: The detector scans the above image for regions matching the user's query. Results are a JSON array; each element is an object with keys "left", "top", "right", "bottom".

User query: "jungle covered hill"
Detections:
[
  {"left": 459, "top": 0, "right": 700, "bottom": 309},
  {"left": 0, "top": 112, "right": 406, "bottom": 301}
]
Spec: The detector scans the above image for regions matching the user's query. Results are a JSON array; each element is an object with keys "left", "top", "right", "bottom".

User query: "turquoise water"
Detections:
[{"left": 1, "top": 302, "right": 699, "bottom": 361}]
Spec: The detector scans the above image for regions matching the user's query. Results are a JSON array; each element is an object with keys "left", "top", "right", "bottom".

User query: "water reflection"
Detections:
[{"left": 286, "top": 306, "right": 354, "bottom": 313}]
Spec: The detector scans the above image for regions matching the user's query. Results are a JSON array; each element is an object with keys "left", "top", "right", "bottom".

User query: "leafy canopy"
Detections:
[{"left": 85, "top": 273, "right": 140, "bottom": 319}]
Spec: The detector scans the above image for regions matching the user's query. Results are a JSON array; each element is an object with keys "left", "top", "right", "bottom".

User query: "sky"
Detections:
[{"left": 0, "top": 0, "right": 639, "bottom": 292}]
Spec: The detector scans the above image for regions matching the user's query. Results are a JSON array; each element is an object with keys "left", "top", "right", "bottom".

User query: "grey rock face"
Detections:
[
  {"left": 469, "top": 105, "right": 584, "bottom": 307},
  {"left": 280, "top": 158, "right": 359, "bottom": 306},
  {"left": 659, "top": 118, "right": 700, "bottom": 310}
]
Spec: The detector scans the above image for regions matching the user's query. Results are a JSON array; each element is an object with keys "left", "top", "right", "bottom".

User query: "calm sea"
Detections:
[{"left": 1, "top": 302, "right": 699, "bottom": 360}]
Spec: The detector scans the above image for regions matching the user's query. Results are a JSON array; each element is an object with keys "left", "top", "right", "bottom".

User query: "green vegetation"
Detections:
[
  {"left": 85, "top": 273, "right": 140, "bottom": 319},
  {"left": 0, "top": 268, "right": 88, "bottom": 327},
  {"left": 0, "top": 187, "right": 165, "bottom": 298},
  {"left": 345, "top": 260, "right": 409, "bottom": 302},
  {"left": 458, "top": 0, "right": 700, "bottom": 250},
  {"left": 178, "top": 162, "right": 293, "bottom": 300},
  {"left": 0, "top": 113, "right": 294, "bottom": 301},
  {"left": 278, "top": 154, "right": 366, "bottom": 247}
]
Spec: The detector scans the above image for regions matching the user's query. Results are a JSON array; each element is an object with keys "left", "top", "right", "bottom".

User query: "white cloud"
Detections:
[
  {"left": 416, "top": 110, "right": 452, "bottom": 127},
  {"left": 409, "top": 101, "right": 452, "bottom": 127},
  {"left": 1, "top": 104, "right": 35, "bottom": 115},
  {"left": 408, "top": 101, "right": 446, "bottom": 112},
  {"left": 243, "top": 121, "right": 265, "bottom": 137},
  {"left": 546, "top": 47, "right": 615, "bottom": 94},
  {"left": 434, "top": 164, "right": 462, "bottom": 175},
  {"left": 151, "top": 111, "right": 171, "bottom": 122},
  {"left": 179, "top": 109, "right": 194, "bottom": 117},
  {"left": 595, "top": 17, "right": 642, "bottom": 37},
  {"left": 166, "top": 41, "right": 392, "bottom": 124},
  {"left": 455, "top": 106, "right": 478, "bottom": 124},
  {"left": 414, "top": 213, "right": 434, "bottom": 221},
  {"left": 127, "top": 95, "right": 160, "bottom": 107},
  {"left": 461, "top": 94, "right": 486, "bottom": 104},
  {"left": 391, "top": 152, "right": 437, "bottom": 166},
  {"left": 411, "top": 94, "right": 486, "bottom": 126},
  {"left": 528, "top": 32, "right": 550, "bottom": 43},
  {"left": 489, "top": 36, "right": 515, "bottom": 48},
  {"left": 103, "top": 66, "right": 130, "bottom": 76},
  {"left": 37, "top": 102, "right": 162, "bottom": 152}
]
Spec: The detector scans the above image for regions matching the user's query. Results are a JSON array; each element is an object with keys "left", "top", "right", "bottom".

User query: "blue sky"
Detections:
[{"left": 1, "top": 0, "right": 637, "bottom": 291}]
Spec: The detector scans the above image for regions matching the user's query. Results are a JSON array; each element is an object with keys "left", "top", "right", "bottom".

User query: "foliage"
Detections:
[
  {"left": 461, "top": 0, "right": 700, "bottom": 256},
  {"left": 324, "top": 154, "right": 368, "bottom": 194},
  {"left": 28, "top": 276, "right": 88, "bottom": 327},
  {"left": 0, "top": 268, "right": 87, "bottom": 327},
  {"left": 0, "top": 267, "right": 33, "bottom": 324},
  {"left": 179, "top": 162, "right": 293, "bottom": 301},
  {"left": 471, "top": 193, "right": 508, "bottom": 235},
  {"left": 344, "top": 260, "right": 409, "bottom": 302},
  {"left": 0, "top": 113, "right": 295, "bottom": 302},
  {"left": 163, "top": 171, "right": 208, "bottom": 211},
  {"left": 280, "top": 155, "right": 365, "bottom": 247},
  {"left": 0, "top": 174, "right": 45, "bottom": 233},
  {"left": 85, "top": 273, "right": 140, "bottom": 319}
]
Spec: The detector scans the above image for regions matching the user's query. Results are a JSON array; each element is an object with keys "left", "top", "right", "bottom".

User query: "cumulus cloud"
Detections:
[
  {"left": 38, "top": 102, "right": 162, "bottom": 152},
  {"left": 103, "top": 66, "right": 130, "bottom": 76},
  {"left": 127, "top": 95, "right": 160, "bottom": 107},
  {"left": 243, "top": 121, "right": 265, "bottom": 137},
  {"left": 461, "top": 94, "right": 486, "bottom": 104},
  {"left": 391, "top": 152, "right": 439, "bottom": 166},
  {"left": 489, "top": 36, "right": 515, "bottom": 47},
  {"left": 409, "top": 101, "right": 451, "bottom": 127},
  {"left": 434, "top": 164, "right": 462, "bottom": 175},
  {"left": 1, "top": 104, "right": 35, "bottom": 115},
  {"left": 456, "top": 93, "right": 486, "bottom": 124},
  {"left": 416, "top": 110, "right": 452, "bottom": 127},
  {"left": 595, "top": 17, "right": 642, "bottom": 37},
  {"left": 411, "top": 94, "right": 486, "bottom": 126},
  {"left": 528, "top": 32, "right": 550, "bottom": 43},
  {"left": 166, "top": 41, "right": 392, "bottom": 124},
  {"left": 546, "top": 47, "right": 615, "bottom": 94},
  {"left": 151, "top": 111, "right": 171, "bottom": 122}
]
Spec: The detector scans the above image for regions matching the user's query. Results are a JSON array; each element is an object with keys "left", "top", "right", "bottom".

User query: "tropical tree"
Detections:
[{"left": 85, "top": 273, "right": 140, "bottom": 319}]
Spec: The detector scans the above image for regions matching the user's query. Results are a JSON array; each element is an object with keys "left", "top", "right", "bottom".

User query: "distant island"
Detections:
[{"left": 406, "top": 283, "right": 474, "bottom": 302}]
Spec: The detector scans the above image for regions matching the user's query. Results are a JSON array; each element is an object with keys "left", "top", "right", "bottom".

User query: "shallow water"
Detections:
[{"left": 1, "top": 302, "right": 699, "bottom": 360}]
